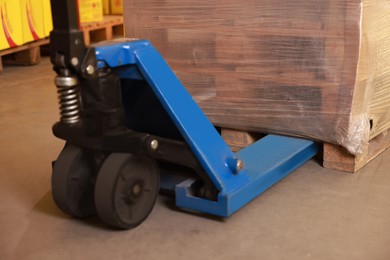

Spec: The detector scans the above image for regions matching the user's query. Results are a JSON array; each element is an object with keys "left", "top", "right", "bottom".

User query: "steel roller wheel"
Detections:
[
  {"left": 94, "top": 153, "right": 159, "bottom": 229},
  {"left": 52, "top": 143, "right": 96, "bottom": 218}
]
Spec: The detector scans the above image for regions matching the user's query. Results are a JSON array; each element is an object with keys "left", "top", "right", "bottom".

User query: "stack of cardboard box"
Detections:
[
  {"left": 124, "top": 0, "right": 390, "bottom": 156},
  {"left": 102, "top": 0, "right": 123, "bottom": 15},
  {"left": 78, "top": 0, "right": 103, "bottom": 23},
  {"left": 0, "top": 0, "right": 52, "bottom": 51}
]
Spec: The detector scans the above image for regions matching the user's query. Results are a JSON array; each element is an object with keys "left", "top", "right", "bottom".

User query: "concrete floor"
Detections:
[{"left": 1, "top": 58, "right": 390, "bottom": 260}]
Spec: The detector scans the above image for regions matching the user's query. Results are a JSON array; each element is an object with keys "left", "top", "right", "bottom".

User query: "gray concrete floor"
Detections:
[{"left": 1, "top": 58, "right": 390, "bottom": 260}]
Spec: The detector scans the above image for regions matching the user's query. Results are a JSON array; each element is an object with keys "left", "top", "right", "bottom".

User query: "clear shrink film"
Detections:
[{"left": 124, "top": 0, "right": 390, "bottom": 155}]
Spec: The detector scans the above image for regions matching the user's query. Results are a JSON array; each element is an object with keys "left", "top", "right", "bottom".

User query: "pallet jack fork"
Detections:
[{"left": 50, "top": 0, "right": 318, "bottom": 229}]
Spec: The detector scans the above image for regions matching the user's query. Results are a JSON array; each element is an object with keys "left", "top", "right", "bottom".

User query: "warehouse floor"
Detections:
[{"left": 1, "top": 58, "right": 390, "bottom": 260}]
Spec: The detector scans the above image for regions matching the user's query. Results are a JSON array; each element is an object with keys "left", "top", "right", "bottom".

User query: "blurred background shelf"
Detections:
[{"left": 80, "top": 15, "right": 124, "bottom": 45}]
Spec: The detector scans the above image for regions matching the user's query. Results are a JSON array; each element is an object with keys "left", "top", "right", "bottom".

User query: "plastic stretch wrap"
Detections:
[{"left": 124, "top": 0, "right": 390, "bottom": 155}]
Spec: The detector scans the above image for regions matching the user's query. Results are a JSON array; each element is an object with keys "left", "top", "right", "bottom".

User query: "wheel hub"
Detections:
[{"left": 127, "top": 179, "right": 145, "bottom": 203}]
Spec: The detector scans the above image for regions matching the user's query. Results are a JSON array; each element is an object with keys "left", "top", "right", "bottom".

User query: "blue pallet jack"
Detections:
[{"left": 50, "top": 0, "right": 318, "bottom": 229}]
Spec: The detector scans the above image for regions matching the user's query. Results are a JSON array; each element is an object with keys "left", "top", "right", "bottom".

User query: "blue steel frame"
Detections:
[{"left": 95, "top": 39, "right": 318, "bottom": 217}]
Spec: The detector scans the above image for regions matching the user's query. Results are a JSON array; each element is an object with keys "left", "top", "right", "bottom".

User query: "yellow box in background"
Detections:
[
  {"left": 110, "top": 0, "right": 122, "bottom": 15},
  {"left": 0, "top": 0, "right": 24, "bottom": 50},
  {"left": 102, "top": 0, "right": 110, "bottom": 15},
  {"left": 20, "top": 0, "right": 46, "bottom": 44},
  {"left": 42, "top": 0, "right": 52, "bottom": 37},
  {"left": 78, "top": 0, "right": 103, "bottom": 23}
]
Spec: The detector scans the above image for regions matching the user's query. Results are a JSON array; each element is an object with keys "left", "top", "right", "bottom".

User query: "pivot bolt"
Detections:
[
  {"left": 150, "top": 139, "right": 159, "bottom": 150},
  {"left": 86, "top": 65, "right": 95, "bottom": 75},
  {"left": 71, "top": 57, "right": 79, "bottom": 67},
  {"left": 236, "top": 160, "right": 244, "bottom": 172},
  {"left": 227, "top": 157, "right": 244, "bottom": 174}
]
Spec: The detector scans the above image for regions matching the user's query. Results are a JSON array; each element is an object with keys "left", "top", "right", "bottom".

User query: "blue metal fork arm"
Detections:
[{"left": 95, "top": 40, "right": 318, "bottom": 217}]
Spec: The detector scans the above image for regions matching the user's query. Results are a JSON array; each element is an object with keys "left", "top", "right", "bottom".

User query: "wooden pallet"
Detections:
[
  {"left": 221, "top": 128, "right": 390, "bottom": 172},
  {"left": 0, "top": 39, "right": 50, "bottom": 74},
  {"left": 80, "top": 15, "right": 124, "bottom": 45}
]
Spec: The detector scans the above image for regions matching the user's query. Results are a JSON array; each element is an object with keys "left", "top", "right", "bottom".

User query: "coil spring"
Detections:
[{"left": 55, "top": 76, "right": 80, "bottom": 124}]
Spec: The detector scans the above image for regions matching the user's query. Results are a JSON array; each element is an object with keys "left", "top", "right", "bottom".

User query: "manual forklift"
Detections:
[{"left": 50, "top": 0, "right": 318, "bottom": 229}]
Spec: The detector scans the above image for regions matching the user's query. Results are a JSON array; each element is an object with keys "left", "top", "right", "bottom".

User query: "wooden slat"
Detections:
[
  {"left": 2, "top": 46, "right": 41, "bottom": 66},
  {"left": 80, "top": 15, "right": 123, "bottom": 30},
  {"left": 221, "top": 128, "right": 264, "bottom": 152},
  {"left": 0, "top": 39, "right": 50, "bottom": 73},
  {"left": 80, "top": 15, "right": 124, "bottom": 45},
  {"left": 0, "top": 39, "right": 49, "bottom": 57},
  {"left": 324, "top": 129, "right": 390, "bottom": 172}
]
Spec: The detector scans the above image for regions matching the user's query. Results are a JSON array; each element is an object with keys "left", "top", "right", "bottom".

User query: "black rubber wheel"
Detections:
[
  {"left": 94, "top": 153, "right": 159, "bottom": 229},
  {"left": 52, "top": 143, "right": 96, "bottom": 218}
]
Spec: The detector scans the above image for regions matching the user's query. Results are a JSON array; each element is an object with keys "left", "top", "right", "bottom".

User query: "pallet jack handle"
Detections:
[
  {"left": 49, "top": 0, "right": 86, "bottom": 72},
  {"left": 48, "top": 0, "right": 318, "bottom": 223},
  {"left": 94, "top": 40, "right": 319, "bottom": 216}
]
